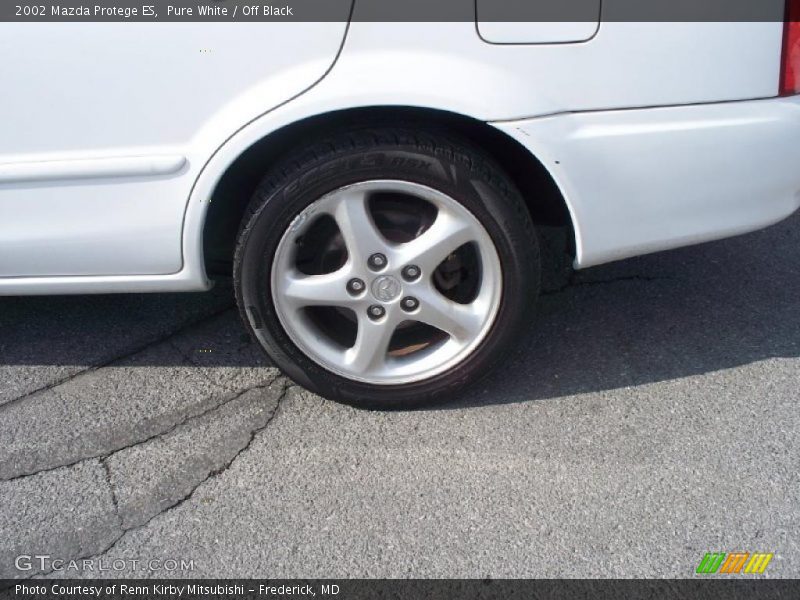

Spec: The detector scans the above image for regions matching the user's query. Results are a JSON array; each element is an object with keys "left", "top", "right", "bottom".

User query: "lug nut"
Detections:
[
  {"left": 368, "top": 305, "right": 386, "bottom": 320},
  {"left": 402, "top": 265, "right": 421, "bottom": 282},
  {"left": 368, "top": 253, "right": 387, "bottom": 271},
  {"left": 347, "top": 278, "right": 366, "bottom": 295},
  {"left": 401, "top": 296, "right": 420, "bottom": 312}
]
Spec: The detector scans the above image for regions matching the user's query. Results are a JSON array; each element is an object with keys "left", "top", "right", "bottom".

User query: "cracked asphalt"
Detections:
[{"left": 1, "top": 212, "right": 799, "bottom": 580}]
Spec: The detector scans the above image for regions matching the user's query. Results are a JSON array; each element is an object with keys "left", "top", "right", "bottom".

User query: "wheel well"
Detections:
[{"left": 203, "top": 107, "right": 575, "bottom": 277}]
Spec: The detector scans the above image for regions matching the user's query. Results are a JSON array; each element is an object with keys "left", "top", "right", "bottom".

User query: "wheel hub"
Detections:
[{"left": 371, "top": 275, "right": 402, "bottom": 303}]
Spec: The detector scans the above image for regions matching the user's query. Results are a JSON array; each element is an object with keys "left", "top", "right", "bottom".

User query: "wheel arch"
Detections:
[{"left": 197, "top": 106, "right": 577, "bottom": 278}]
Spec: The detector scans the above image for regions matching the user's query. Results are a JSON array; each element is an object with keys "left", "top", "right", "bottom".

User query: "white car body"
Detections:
[{"left": 1, "top": 14, "right": 799, "bottom": 294}]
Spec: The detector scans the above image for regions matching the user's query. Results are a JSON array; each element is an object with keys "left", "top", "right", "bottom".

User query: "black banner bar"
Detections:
[
  {"left": 2, "top": 580, "right": 800, "bottom": 600},
  {"left": 0, "top": 0, "right": 791, "bottom": 23}
]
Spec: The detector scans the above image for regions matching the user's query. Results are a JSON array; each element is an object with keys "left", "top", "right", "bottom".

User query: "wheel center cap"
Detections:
[{"left": 371, "top": 275, "right": 402, "bottom": 303}]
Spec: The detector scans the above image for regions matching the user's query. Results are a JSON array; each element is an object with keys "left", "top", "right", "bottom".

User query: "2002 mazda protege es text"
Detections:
[{"left": 1, "top": 4, "right": 799, "bottom": 409}]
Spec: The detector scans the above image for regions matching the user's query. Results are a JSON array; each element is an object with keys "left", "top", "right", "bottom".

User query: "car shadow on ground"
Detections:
[
  {"left": 449, "top": 211, "right": 800, "bottom": 408},
  {"left": 1, "top": 211, "right": 798, "bottom": 409}
]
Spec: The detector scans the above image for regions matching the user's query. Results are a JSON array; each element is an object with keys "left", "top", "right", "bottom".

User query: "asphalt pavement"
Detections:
[{"left": 1, "top": 213, "right": 799, "bottom": 579}]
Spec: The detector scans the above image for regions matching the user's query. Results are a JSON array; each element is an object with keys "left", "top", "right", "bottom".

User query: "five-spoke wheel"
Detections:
[{"left": 271, "top": 180, "right": 502, "bottom": 385}]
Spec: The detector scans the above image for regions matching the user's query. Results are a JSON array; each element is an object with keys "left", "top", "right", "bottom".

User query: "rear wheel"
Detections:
[{"left": 234, "top": 129, "right": 540, "bottom": 409}]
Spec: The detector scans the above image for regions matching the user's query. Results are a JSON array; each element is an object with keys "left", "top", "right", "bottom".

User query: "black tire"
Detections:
[{"left": 234, "top": 128, "right": 540, "bottom": 409}]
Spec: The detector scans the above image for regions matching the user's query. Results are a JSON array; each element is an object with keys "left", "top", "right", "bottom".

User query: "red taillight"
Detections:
[{"left": 781, "top": 0, "right": 800, "bottom": 95}]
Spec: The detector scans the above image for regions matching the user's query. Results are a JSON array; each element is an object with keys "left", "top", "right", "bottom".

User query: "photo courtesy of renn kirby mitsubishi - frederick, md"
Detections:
[{"left": 1, "top": 0, "right": 799, "bottom": 409}]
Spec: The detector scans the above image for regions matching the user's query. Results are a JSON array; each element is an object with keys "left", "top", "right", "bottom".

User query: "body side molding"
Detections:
[{"left": 0, "top": 154, "right": 187, "bottom": 184}]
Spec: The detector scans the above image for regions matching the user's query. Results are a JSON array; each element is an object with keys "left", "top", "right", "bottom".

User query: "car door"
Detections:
[{"left": 0, "top": 15, "right": 350, "bottom": 278}]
